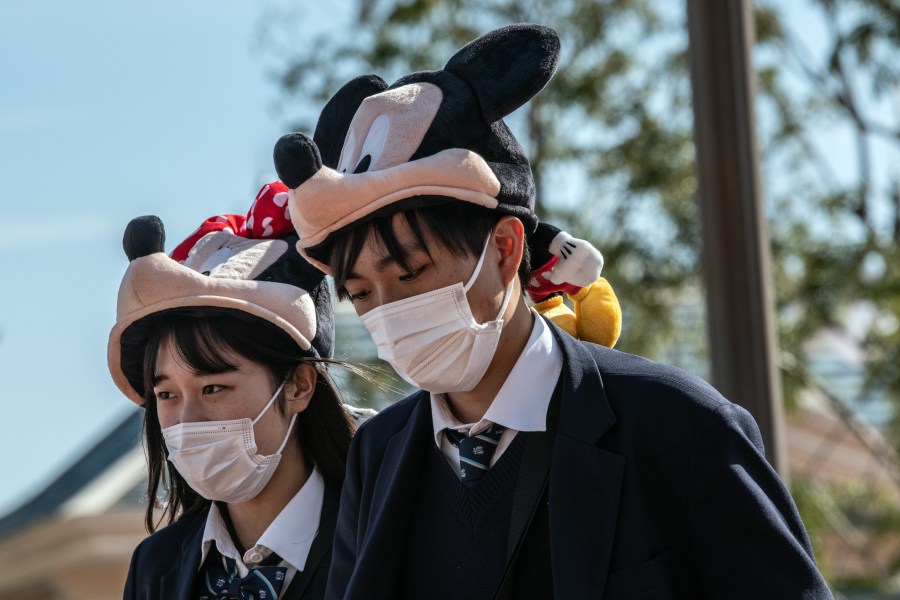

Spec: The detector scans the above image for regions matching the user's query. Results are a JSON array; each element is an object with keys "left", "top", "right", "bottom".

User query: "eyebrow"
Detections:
[
  {"left": 152, "top": 366, "right": 239, "bottom": 386},
  {"left": 345, "top": 241, "right": 427, "bottom": 280}
]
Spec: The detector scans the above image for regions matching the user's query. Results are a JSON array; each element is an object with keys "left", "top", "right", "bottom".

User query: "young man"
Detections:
[{"left": 274, "top": 24, "right": 833, "bottom": 600}]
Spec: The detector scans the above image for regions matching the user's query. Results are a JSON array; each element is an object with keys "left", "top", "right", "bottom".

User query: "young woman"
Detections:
[{"left": 108, "top": 185, "right": 370, "bottom": 600}]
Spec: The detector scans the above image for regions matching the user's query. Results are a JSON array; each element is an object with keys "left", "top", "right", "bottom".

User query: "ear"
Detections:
[
  {"left": 313, "top": 74, "right": 389, "bottom": 169},
  {"left": 273, "top": 132, "right": 323, "bottom": 190},
  {"left": 444, "top": 24, "right": 560, "bottom": 123},
  {"left": 492, "top": 215, "right": 526, "bottom": 287},
  {"left": 283, "top": 362, "right": 318, "bottom": 415},
  {"left": 123, "top": 216, "right": 165, "bottom": 260}
]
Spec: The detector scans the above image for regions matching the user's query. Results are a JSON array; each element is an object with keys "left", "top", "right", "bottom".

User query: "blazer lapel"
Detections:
[
  {"left": 159, "top": 510, "right": 207, "bottom": 600},
  {"left": 346, "top": 393, "right": 432, "bottom": 600},
  {"left": 547, "top": 324, "right": 625, "bottom": 599}
]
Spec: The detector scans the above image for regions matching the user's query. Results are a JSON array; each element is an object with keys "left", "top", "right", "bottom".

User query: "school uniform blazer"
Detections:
[
  {"left": 123, "top": 486, "right": 339, "bottom": 600},
  {"left": 326, "top": 320, "right": 834, "bottom": 600}
]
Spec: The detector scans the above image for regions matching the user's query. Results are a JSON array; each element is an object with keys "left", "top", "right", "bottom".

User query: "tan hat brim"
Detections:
[
  {"left": 290, "top": 148, "right": 500, "bottom": 257},
  {"left": 108, "top": 253, "right": 316, "bottom": 405}
]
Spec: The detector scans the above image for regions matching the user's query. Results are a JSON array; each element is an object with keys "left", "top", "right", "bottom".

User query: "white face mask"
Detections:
[
  {"left": 360, "top": 236, "right": 514, "bottom": 393},
  {"left": 161, "top": 381, "right": 296, "bottom": 503}
]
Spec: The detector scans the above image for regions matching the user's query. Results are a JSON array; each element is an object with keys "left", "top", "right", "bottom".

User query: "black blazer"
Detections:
[
  {"left": 123, "top": 486, "right": 339, "bottom": 600},
  {"left": 326, "top": 321, "right": 833, "bottom": 599}
]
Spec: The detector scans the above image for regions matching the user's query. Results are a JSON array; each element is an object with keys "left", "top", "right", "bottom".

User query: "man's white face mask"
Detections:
[{"left": 361, "top": 236, "right": 513, "bottom": 393}]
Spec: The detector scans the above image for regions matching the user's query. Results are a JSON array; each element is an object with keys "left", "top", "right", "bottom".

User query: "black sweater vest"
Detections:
[{"left": 398, "top": 430, "right": 554, "bottom": 599}]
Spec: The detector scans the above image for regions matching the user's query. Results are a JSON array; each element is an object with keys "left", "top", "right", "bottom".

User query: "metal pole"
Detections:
[{"left": 686, "top": 0, "right": 788, "bottom": 475}]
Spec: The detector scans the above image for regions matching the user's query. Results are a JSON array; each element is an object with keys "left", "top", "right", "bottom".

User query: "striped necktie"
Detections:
[{"left": 445, "top": 423, "right": 506, "bottom": 486}]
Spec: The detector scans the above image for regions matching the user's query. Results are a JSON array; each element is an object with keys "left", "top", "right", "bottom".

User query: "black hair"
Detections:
[
  {"left": 306, "top": 197, "right": 531, "bottom": 300},
  {"left": 138, "top": 310, "right": 354, "bottom": 533}
]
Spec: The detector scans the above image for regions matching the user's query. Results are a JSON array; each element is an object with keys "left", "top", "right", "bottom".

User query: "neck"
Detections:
[
  {"left": 443, "top": 298, "right": 533, "bottom": 424},
  {"left": 225, "top": 442, "right": 310, "bottom": 553}
]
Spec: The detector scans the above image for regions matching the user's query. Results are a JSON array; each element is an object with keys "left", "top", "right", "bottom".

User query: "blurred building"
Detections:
[
  {"left": 0, "top": 412, "right": 146, "bottom": 600},
  {"left": 785, "top": 355, "right": 900, "bottom": 589}
]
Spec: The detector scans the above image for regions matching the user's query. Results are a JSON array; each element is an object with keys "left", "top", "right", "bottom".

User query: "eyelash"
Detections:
[
  {"left": 400, "top": 265, "right": 427, "bottom": 281},
  {"left": 345, "top": 265, "right": 428, "bottom": 301},
  {"left": 154, "top": 385, "right": 224, "bottom": 401}
]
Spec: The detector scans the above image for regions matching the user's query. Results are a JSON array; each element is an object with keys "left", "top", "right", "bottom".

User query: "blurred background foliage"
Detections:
[{"left": 261, "top": 0, "right": 899, "bottom": 594}]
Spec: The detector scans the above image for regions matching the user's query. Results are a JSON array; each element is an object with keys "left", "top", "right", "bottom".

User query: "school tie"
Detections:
[
  {"left": 444, "top": 423, "right": 506, "bottom": 486},
  {"left": 200, "top": 546, "right": 288, "bottom": 600}
]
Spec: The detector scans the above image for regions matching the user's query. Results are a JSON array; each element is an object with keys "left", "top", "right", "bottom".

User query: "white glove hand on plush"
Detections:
[{"left": 547, "top": 231, "right": 604, "bottom": 287}]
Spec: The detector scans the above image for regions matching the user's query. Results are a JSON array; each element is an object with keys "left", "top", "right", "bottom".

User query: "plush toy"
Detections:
[
  {"left": 108, "top": 181, "right": 381, "bottom": 431},
  {"left": 108, "top": 182, "right": 335, "bottom": 405},
  {"left": 271, "top": 24, "right": 621, "bottom": 348},
  {"left": 526, "top": 221, "right": 621, "bottom": 348},
  {"left": 273, "top": 24, "right": 560, "bottom": 274}
]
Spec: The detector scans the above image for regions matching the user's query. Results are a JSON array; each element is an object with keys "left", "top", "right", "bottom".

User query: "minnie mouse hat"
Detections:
[
  {"left": 273, "top": 24, "right": 561, "bottom": 273},
  {"left": 108, "top": 182, "right": 334, "bottom": 405}
]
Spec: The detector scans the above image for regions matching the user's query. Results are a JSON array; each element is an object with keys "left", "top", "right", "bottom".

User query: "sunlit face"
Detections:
[
  {"left": 152, "top": 338, "right": 296, "bottom": 456},
  {"left": 341, "top": 214, "right": 502, "bottom": 322}
]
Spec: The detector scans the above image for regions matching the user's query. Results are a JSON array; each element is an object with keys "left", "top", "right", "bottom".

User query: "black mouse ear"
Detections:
[
  {"left": 123, "top": 216, "right": 165, "bottom": 261},
  {"left": 274, "top": 132, "right": 324, "bottom": 190},
  {"left": 444, "top": 24, "right": 560, "bottom": 124},
  {"left": 313, "top": 74, "right": 389, "bottom": 168}
]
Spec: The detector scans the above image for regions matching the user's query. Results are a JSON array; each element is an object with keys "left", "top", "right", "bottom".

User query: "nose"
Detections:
[
  {"left": 366, "top": 289, "right": 400, "bottom": 311},
  {"left": 353, "top": 287, "right": 392, "bottom": 317},
  {"left": 175, "top": 396, "right": 204, "bottom": 426}
]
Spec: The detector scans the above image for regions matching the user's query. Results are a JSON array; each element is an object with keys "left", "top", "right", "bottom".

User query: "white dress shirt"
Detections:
[
  {"left": 431, "top": 310, "right": 563, "bottom": 477},
  {"left": 198, "top": 466, "right": 325, "bottom": 595}
]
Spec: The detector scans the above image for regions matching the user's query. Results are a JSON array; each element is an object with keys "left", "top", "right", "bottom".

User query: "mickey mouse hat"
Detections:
[
  {"left": 108, "top": 182, "right": 334, "bottom": 405},
  {"left": 273, "top": 23, "right": 561, "bottom": 273}
]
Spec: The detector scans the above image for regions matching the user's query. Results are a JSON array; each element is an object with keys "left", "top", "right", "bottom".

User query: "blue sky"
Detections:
[{"left": 0, "top": 0, "right": 341, "bottom": 513}]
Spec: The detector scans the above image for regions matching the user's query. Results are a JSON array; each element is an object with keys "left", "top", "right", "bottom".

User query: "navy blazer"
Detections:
[
  {"left": 326, "top": 321, "right": 833, "bottom": 599},
  {"left": 123, "top": 486, "right": 339, "bottom": 600}
]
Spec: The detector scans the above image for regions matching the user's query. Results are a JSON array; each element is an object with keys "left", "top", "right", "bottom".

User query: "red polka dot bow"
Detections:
[{"left": 170, "top": 182, "right": 293, "bottom": 262}]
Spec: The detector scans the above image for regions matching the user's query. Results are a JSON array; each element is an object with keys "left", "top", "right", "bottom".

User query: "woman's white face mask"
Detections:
[
  {"left": 361, "top": 236, "right": 513, "bottom": 393},
  {"left": 161, "top": 381, "right": 296, "bottom": 503}
]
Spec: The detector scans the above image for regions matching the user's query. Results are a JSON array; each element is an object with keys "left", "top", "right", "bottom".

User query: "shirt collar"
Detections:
[
  {"left": 430, "top": 310, "right": 563, "bottom": 446},
  {"left": 199, "top": 467, "right": 326, "bottom": 574}
]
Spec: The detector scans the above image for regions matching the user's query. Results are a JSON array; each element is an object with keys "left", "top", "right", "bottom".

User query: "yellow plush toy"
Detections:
[{"left": 526, "top": 222, "right": 621, "bottom": 348}]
